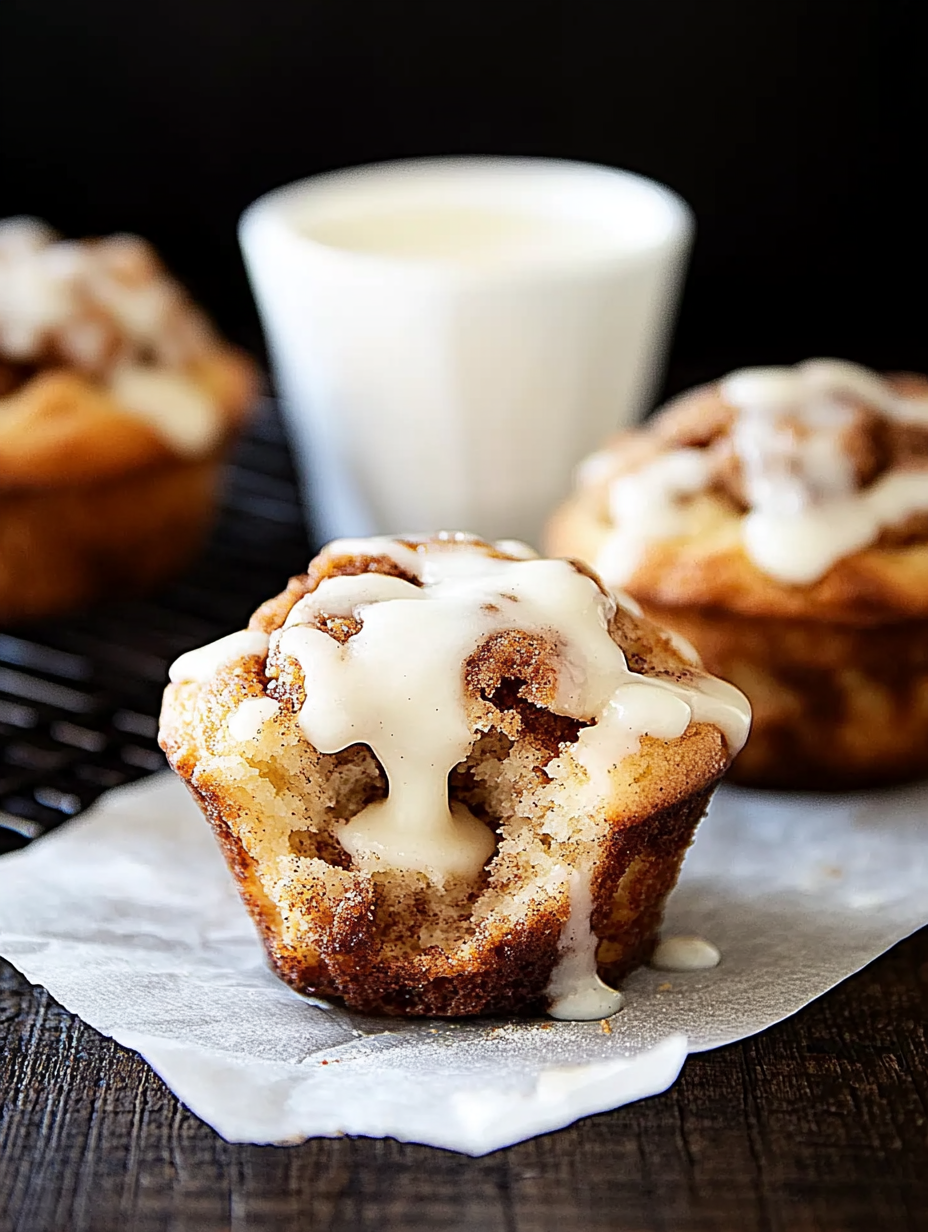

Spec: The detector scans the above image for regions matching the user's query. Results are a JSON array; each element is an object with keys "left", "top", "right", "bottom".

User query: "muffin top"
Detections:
[
  {"left": 162, "top": 534, "right": 749, "bottom": 1018},
  {"left": 548, "top": 360, "right": 928, "bottom": 621},
  {"left": 0, "top": 217, "right": 258, "bottom": 488},
  {"left": 164, "top": 533, "right": 750, "bottom": 885}
]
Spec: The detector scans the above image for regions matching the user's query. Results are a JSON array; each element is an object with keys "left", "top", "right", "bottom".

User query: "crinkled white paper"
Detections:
[{"left": 0, "top": 773, "right": 926, "bottom": 1155}]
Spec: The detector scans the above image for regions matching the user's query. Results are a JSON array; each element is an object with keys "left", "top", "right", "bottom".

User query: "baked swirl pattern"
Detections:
[
  {"left": 159, "top": 535, "right": 749, "bottom": 1018},
  {"left": 548, "top": 360, "right": 928, "bottom": 787},
  {"left": 0, "top": 218, "right": 258, "bottom": 620}
]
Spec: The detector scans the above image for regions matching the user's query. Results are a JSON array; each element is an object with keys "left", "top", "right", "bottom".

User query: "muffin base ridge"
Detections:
[
  {"left": 642, "top": 604, "right": 928, "bottom": 790},
  {"left": 181, "top": 757, "right": 715, "bottom": 1017},
  {"left": 160, "top": 537, "right": 745, "bottom": 1018},
  {"left": 0, "top": 456, "right": 221, "bottom": 624}
]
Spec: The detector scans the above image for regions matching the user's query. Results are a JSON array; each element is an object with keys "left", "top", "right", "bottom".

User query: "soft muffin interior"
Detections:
[
  {"left": 204, "top": 677, "right": 606, "bottom": 962},
  {"left": 170, "top": 590, "right": 725, "bottom": 969}
]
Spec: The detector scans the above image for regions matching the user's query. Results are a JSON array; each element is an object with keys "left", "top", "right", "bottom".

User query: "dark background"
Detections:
[{"left": 2, "top": 0, "right": 925, "bottom": 399}]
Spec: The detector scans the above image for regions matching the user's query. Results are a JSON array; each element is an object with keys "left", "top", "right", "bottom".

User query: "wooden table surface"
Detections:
[
  {"left": 2, "top": 929, "right": 927, "bottom": 1232},
  {"left": 2, "top": 406, "right": 927, "bottom": 1231}
]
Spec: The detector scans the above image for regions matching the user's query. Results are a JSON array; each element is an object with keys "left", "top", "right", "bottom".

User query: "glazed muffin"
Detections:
[
  {"left": 547, "top": 359, "right": 928, "bottom": 789},
  {"left": 159, "top": 533, "right": 749, "bottom": 1018},
  {"left": 0, "top": 217, "right": 259, "bottom": 622}
]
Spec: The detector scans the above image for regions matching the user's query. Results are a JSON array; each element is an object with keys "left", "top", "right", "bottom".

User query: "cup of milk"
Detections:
[{"left": 240, "top": 157, "right": 692, "bottom": 545}]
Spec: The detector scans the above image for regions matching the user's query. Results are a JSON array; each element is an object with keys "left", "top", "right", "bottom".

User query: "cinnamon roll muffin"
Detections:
[
  {"left": 547, "top": 360, "right": 928, "bottom": 788},
  {"left": 159, "top": 534, "right": 749, "bottom": 1018},
  {"left": 0, "top": 217, "right": 258, "bottom": 621}
]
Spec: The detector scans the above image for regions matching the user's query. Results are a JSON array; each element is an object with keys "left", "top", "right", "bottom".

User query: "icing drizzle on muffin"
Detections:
[
  {"left": 588, "top": 360, "right": 928, "bottom": 586},
  {"left": 172, "top": 534, "right": 748, "bottom": 886},
  {"left": 0, "top": 217, "right": 222, "bottom": 454},
  {"left": 167, "top": 533, "right": 750, "bottom": 1020}
]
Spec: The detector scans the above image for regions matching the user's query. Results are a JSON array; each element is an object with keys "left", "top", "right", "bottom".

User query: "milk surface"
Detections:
[{"left": 304, "top": 205, "right": 625, "bottom": 267}]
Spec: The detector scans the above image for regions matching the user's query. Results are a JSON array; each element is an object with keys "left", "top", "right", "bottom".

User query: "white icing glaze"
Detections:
[
  {"left": 283, "top": 571, "right": 419, "bottom": 627},
  {"left": 566, "top": 684, "right": 691, "bottom": 801},
  {"left": 724, "top": 358, "right": 919, "bottom": 420},
  {"left": 0, "top": 217, "right": 221, "bottom": 456},
  {"left": 0, "top": 225, "right": 73, "bottom": 360},
  {"left": 796, "top": 359, "right": 895, "bottom": 411},
  {"left": 492, "top": 538, "right": 539, "bottom": 560},
  {"left": 742, "top": 470, "right": 928, "bottom": 585},
  {"left": 594, "top": 360, "right": 928, "bottom": 588},
  {"left": 595, "top": 449, "right": 714, "bottom": 584},
  {"left": 109, "top": 365, "right": 221, "bottom": 456},
  {"left": 271, "top": 540, "right": 750, "bottom": 885},
  {"left": 613, "top": 589, "right": 643, "bottom": 617},
  {"left": 663, "top": 628, "right": 702, "bottom": 666},
  {"left": 168, "top": 630, "right": 270, "bottom": 684},
  {"left": 0, "top": 221, "right": 206, "bottom": 366},
  {"left": 651, "top": 934, "right": 721, "bottom": 972},
  {"left": 731, "top": 395, "right": 857, "bottom": 517},
  {"left": 546, "top": 867, "right": 624, "bottom": 1020},
  {"left": 320, "top": 536, "right": 423, "bottom": 573},
  {"left": 0, "top": 216, "right": 57, "bottom": 255},
  {"left": 228, "top": 696, "right": 280, "bottom": 742},
  {"left": 576, "top": 449, "right": 620, "bottom": 489}
]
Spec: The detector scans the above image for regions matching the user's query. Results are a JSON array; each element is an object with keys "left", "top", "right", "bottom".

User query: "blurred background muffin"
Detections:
[
  {"left": 0, "top": 219, "right": 259, "bottom": 622},
  {"left": 547, "top": 360, "right": 928, "bottom": 789}
]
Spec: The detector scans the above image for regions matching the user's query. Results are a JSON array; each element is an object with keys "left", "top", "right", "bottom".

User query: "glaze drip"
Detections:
[
  {"left": 268, "top": 537, "right": 749, "bottom": 883},
  {"left": 592, "top": 360, "right": 928, "bottom": 586}
]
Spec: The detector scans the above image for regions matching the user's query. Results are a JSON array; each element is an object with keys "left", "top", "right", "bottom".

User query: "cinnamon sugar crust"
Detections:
[
  {"left": 0, "top": 458, "right": 220, "bottom": 623},
  {"left": 642, "top": 603, "right": 928, "bottom": 789},
  {"left": 159, "top": 536, "right": 740, "bottom": 1017},
  {"left": 0, "top": 342, "right": 258, "bottom": 493},
  {"left": 548, "top": 493, "right": 928, "bottom": 624},
  {"left": 547, "top": 363, "right": 928, "bottom": 789},
  {"left": 549, "top": 371, "right": 928, "bottom": 623},
  {"left": 0, "top": 220, "right": 259, "bottom": 619},
  {"left": 0, "top": 220, "right": 259, "bottom": 488}
]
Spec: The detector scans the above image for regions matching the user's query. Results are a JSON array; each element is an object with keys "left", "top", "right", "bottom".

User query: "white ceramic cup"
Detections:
[{"left": 239, "top": 157, "right": 693, "bottom": 546}]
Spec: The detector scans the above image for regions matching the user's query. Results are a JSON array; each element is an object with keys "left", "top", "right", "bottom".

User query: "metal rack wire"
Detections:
[{"left": 0, "top": 401, "right": 312, "bottom": 853}]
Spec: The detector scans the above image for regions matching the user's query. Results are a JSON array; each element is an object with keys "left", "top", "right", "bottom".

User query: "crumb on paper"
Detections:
[{"left": 600, "top": 1018, "right": 612, "bottom": 1035}]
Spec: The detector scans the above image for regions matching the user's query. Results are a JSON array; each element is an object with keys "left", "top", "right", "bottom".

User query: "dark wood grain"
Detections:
[{"left": 2, "top": 929, "right": 927, "bottom": 1232}]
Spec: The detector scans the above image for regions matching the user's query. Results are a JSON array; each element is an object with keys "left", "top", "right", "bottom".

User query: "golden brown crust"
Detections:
[
  {"left": 0, "top": 353, "right": 260, "bottom": 493},
  {"left": 0, "top": 224, "right": 260, "bottom": 615},
  {"left": 547, "top": 368, "right": 928, "bottom": 788},
  {"left": 594, "top": 782, "right": 715, "bottom": 983},
  {"left": 547, "top": 490, "right": 928, "bottom": 624},
  {"left": 165, "top": 734, "right": 721, "bottom": 1017},
  {"left": 160, "top": 537, "right": 736, "bottom": 1017},
  {"left": 0, "top": 455, "right": 222, "bottom": 623},
  {"left": 255, "top": 782, "right": 712, "bottom": 1016},
  {"left": 642, "top": 603, "right": 928, "bottom": 789},
  {"left": 0, "top": 223, "right": 261, "bottom": 489},
  {"left": 0, "top": 371, "right": 175, "bottom": 488},
  {"left": 548, "top": 372, "right": 928, "bottom": 624}
]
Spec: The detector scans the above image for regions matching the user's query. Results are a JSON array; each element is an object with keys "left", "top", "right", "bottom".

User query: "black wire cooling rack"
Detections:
[{"left": 0, "top": 401, "right": 313, "bottom": 854}]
